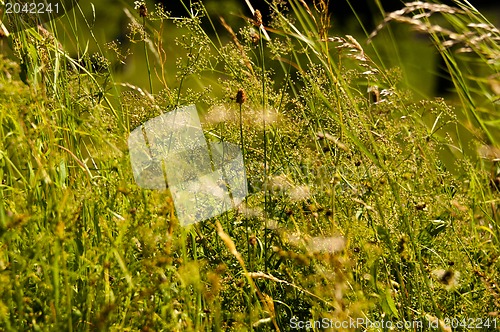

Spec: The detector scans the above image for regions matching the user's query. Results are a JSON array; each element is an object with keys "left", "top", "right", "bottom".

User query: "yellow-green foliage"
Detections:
[{"left": 0, "top": 1, "right": 498, "bottom": 331}]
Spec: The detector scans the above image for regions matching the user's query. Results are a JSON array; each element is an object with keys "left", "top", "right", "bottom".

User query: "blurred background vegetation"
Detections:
[
  {"left": 2, "top": 0, "right": 495, "bottom": 99},
  {"left": 16, "top": 0, "right": 493, "bottom": 163}
]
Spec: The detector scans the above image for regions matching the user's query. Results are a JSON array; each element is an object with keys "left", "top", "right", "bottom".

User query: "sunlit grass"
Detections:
[{"left": 0, "top": 0, "right": 498, "bottom": 331}]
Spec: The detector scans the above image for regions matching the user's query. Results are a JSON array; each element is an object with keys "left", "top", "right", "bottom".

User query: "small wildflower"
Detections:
[{"left": 236, "top": 88, "right": 246, "bottom": 105}]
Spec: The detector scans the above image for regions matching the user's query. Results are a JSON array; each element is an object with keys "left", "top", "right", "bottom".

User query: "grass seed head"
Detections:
[
  {"left": 254, "top": 10, "right": 263, "bottom": 26},
  {"left": 236, "top": 88, "right": 246, "bottom": 105},
  {"left": 139, "top": 4, "right": 148, "bottom": 18}
]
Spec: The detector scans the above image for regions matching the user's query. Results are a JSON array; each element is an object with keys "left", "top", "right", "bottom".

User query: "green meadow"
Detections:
[{"left": 0, "top": 0, "right": 499, "bottom": 330}]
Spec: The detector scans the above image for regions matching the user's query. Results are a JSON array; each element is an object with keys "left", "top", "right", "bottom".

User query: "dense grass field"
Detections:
[{"left": 0, "top": 0, "right": 499, "bottom": 331}]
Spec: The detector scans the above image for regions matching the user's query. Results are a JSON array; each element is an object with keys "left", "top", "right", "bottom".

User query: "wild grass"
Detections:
[{"left": 0, "top": 0, "right": 499, "bottom": 331}]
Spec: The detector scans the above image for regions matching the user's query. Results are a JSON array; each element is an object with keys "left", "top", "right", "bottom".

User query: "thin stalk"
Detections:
[
  {"left": 239, "top": 102, "right": 251, "bottom": 269},
  {"left": 258, "top": 27, "right": 268, "bottom": 273},
  {"left": 143, "top": 16, "right": 153, "bottom": 94}
]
